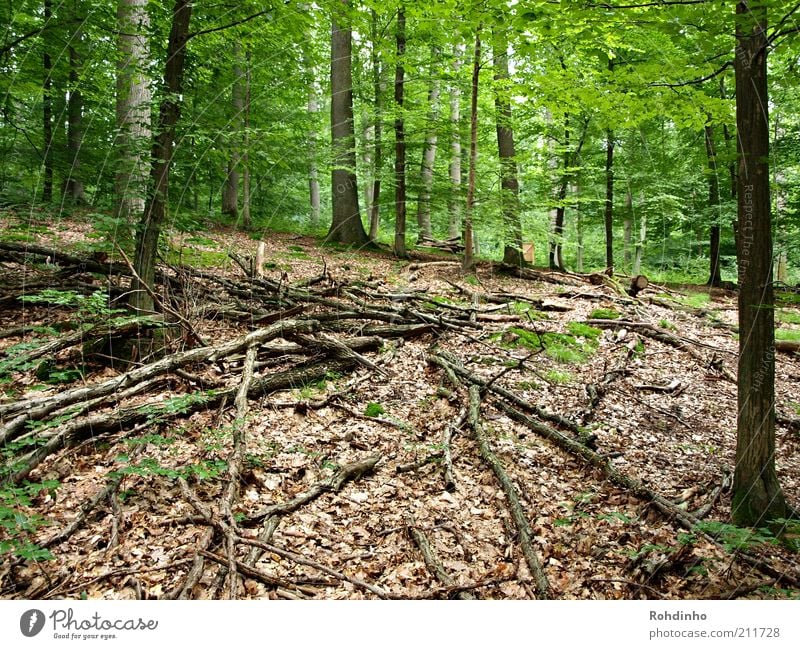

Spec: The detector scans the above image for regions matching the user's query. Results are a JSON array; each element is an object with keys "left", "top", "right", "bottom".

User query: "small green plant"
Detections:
[
  {"left": 694, "top": 520, "right": 778, "bottom": 552},
  {"left": 544, "top": 369, "right": 574, "bottom": 384},
  {"left": 589, "top": 308, "right": 620, "bottom": 320},
  {"left": 659, "top": 318, "right": 677, "bottom": 330},
  {"left": 364, "top": 402, "right": 385, "bottom": 417},
  {"left": 566, "top": 322, "right": 602, "bottom": 339},
  {"left": 464, "top": 274, "right": 479, "bottom": 286},
  {"left": 0, "top": 480, "right": 59, "bottom": 560}
]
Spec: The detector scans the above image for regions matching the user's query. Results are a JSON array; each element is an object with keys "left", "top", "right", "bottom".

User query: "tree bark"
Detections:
[
  {"left": 327, "top": 0, "right": 367, "bottom": 245},
  {"left": 604, "top": 129, "right": 614, "bottom": 273},
  {"left": 632, "top": 195, "right": 646, "bottom": 276},
  {"left": 705, "top": 122, "right": 722, "bottom": 287},
  {"left": 223, "top": 43, "right": 243, "bottom": 223},
  {"left": 623, "top": 189, "right": 632, "bottom": 270},
  {"left": 732, "top": 0, "right": 789, "bottom": 526},
  {"left": 64, "top": 1, "right": 86, "bottom": 204},
  {"left": 306, "top": 52, "right": 321, "bottom": 230},
  {"left": 462, "top": 29, "right": 480, "bottom": 274},
  {"left": 130, "top": 0, "right": 192, "bottom": 315},
  {"left": 115, "top": 0, "right": 151, "bottom": 224},
  {"left": 42, "top": 0, "right": 54, "bottom": 203},
  {"left": 447, "top": 43, "right": 464, "bottom": 241},
  {"left": 415, "top": 59, "right": 440, "bottom": 242},
  {"left": 368, "top": 9, "right": 383, "bottom": 241},
  {"left": 393, "top": 7, "right": 407, "bottom": 257},
  {"left": 492, "top": 31, "right": 522, "bottom": 266},
  {"left": 242, "top": 49, "right": 251, "bottom": 229}
]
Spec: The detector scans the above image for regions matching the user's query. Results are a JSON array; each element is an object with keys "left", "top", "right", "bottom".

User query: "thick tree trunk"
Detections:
[
  {"left": 415, "top": 64, "right": 440, "bottom": 242},
  {"left": 393, "top": 7, "right": 407, "bottom": 257},
  {"left": 732, "top": 0, "right": 788, "bottom": 526},
  {"left": 462, "top": 29, "right": 480, "bottom": 274},
  {"left": 604, "top": 130, "right": 614, "bottom": 273},
  {"left": 64, "top": 2, "right": 86, "bottom": 204},
  {"left": 130, "top": 0, "right": 192, "bottom": 315},
  {"left": 115, "top": 0, "right": 151, "bottom": 224},
  {"left": 705, "top": 123, "right": 722, "bottom": 287},
  {"left": 493, "top": 31, "right": 522, "bottom": 266},
  {"left": 42, "top": 0, "right": 54, "bottom": 203},
  {"left": 368, "top": 10, "right": 383, "bottom": 241},
  {"left": 447, "top": 43, "right": 464, "bottom": 241},
  {"left": 327, "top": 0, "right": 367, "bottom": 245}
]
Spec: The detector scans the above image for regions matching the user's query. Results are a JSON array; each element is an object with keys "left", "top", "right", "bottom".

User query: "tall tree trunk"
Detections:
[
  {"left": 415, "top": 61, "right": 440, "bottom": 242},
  {"left": 575, "top": 183, "right": 584, "bottom": 273},
  {"left": 623, "top": 188, "right": 632, "bottom": 269},
  {"left": 223, "top": 43, "right": 243, "bottom": 223},
  {"left": 130, "top": 0, "right": 192, "bottom": 315},
  {"left": 493, "top": 30, "right": 522, "bottom": 266},
  {"left": 327, "top": 0, "right": 367, "bottom": 245},
  {"left": 306, "top": 54, "right": 321, "bottom": 230},
  {"left": 632, "top": 195, "right": 645, "bottom": 276},
  {"left": 64, "top": 2, "right": 86, "bottom": 204},
  {"left": 393, "top": 7, "right": 407, "bottom": 257},
  {"left": 115, "top": 0, "right": 151, "bottom": 225},
  {"left": 242, "top": 49, "right": 251, "bottom": 229},
  {"left": 368, "top": 9, "right": 382, "bottom": 241},
  {"left": 42, "top": 0, "right": 54, "bottom": 203},
  {"left": 705, "top": 122, "right": 722, "bottom": 287},
  {"left": 732, "top": 0, "right": 789, "bottom": 526},
  {"left": 447, "top": 43, "right": 464, "bottom": 241},
  {"left": 462, "top": 29, "right": 480, "bottom": 274},
  {"left": 549, "top": 119, "right": 569, "bottom": 271},
  {"left": 603, "top": 129, "right": 614, "bottom": 273}
]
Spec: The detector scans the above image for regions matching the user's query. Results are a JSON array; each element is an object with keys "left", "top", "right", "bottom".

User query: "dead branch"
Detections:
[
  {"left": 407, "top": 521, "right": 475, "bottom": 599},
  {"left": 468, "top": 386, "right": 552, "bottom": 599},
  {"left": 245, "top": 455, "right": 380, "bottom": 524}
]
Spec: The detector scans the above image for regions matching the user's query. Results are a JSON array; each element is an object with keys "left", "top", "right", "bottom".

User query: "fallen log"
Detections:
[{"left": 407, "top": 522, "right": 474, "bottom": 600}]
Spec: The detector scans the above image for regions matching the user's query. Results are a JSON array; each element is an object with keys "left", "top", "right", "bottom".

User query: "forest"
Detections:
[{"left": 0, "top": 0, "right": 799, "bottom": 601}]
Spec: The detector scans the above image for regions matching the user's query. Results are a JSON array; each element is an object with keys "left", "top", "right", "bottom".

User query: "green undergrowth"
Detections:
[
  {"left": 494, "top": 323, "right": 601, "bottom": 364},
  {"left": 589, "top": 307, "right": 620, "bottom": 320}
]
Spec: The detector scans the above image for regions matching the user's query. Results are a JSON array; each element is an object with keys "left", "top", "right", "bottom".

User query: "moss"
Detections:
[{"left": 589, "top": 308, "right": 620, "bottom": 320}]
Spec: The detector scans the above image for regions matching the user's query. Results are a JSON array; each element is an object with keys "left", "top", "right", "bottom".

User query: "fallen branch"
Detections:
[
  {"left": 468, "top": 385, "right": 552, "bottom": 599},
  {"left": 408, "top": 522, "right": 474, "bottom": 600}
]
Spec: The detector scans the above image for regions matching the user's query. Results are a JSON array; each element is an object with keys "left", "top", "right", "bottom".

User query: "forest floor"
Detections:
[{"left": 1, "top": 209, "right": 799, "bottom": 600}]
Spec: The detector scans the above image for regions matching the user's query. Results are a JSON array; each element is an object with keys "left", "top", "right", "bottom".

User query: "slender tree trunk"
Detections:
[
  {"left": 242, "top": 49, "right": 251, "bottom": 229},
  {"left": 327, "top": 0, "right": 367, "bottom": 245},
  {"left": 42, "top": 0, "right": 54, "bottom": 203},
  {"left": 493, "top": 30, "right": 522, "bottom": 266},
  {"left": 223, "top": 43, "right": 243, "bottom": 222},
  {"left": 705, "top": 122, "right": 722, "bottom": 287},
  {"left": 64, "top": 2, "right": 86, "bottom": 204},
  {"left": 447, "top": 43, "right": 464, "bottom": 241},
  {"left": 368, "top": 9, "right": 382, "bottom": 241},
  {"left": 115, "top": 0, "right": 151, "bottom": 224},
  {"left": 603, "top": 130, "right": 614, "bottom": 273},
  {"left": 415, "top": 61, "right": 440, "bottom": 242},
  {"left": 732, "top": 0, "right": 788, "bottom": 526},
  {"left": 462, "top": 29, "right": 480, "bottom": 274},
  {"left": 549, "top": 119, "right": 569, "bottom": 271},
  {"left": 632, "top": 197, "right": 645, "bottom": 276},
  {"left": 623, "top": 188, "right": 632, "bottom": 270},
  {"left": 575, "top": 183, "right": 583, "bottom": 273},
  {"left": 130, "top": 0, "right": 192, "bottom": 315},
  {"left": 307, "top": 56, "right": 321, "bottom": 230},
  {"left": 363, "top": 117, "right": 374, "bottom": 223},
  {"left": 393, "top": 7, "right": 407, "bottom": 257}
]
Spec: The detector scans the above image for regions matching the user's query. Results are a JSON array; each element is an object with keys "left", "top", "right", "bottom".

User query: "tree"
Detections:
[
  {"left": 63, "top": 0, "right": 86, "bottom": 204},
  {"left": 704, "top": 121, "right": 722, "bottom": 287},
  {"left": 415, "top": 55, "right": 440, "bottom": 243},
  {"left": 130, "top": 0, "right": 192, "bottom": 315},
  {"left": 731, "top": 0, "right": 790, "bottom": 527},
  {"left": 115, "top": 0, "right": 151, "bottom": 224},
  {"left": 327, "top": 0, "right": 368, "bottom": 245},
  {"left": 462, "top": 28, "right": 480, "bottom": 274},
  {"left": 41, "top": 0, "right": 54, "bottom": 203},
  {"left": 447, "top": 42, "right": 464, "bottom": 241},
  {"left": 393, "top": 6, "right": 407, "bottom": 257},
  {"left": 222, "top": 43, "right": 244, "bottom": 224},
  {"left": 492, "top": 29, "right": 522, "bottom": 266}
]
